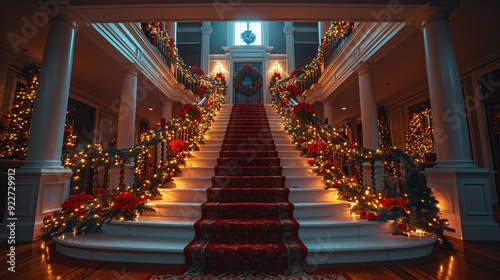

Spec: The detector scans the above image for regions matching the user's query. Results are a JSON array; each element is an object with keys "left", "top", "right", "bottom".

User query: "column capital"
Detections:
[
  {"left": 50, "top": 8, "right": 79, "bottom": 31},
  {"left": 409, "top": 1, "right": 459, "bottom": 28},
  {"left": 201, "top": 26, "right": 212, "bottom": 35},
  {"left": 119, "top": 63, "right": 138, "bottom": 76},
  {"left": 283, "top": 26, "right": 295, "bottom": 35},
  {"left": 160, "top": 97, "right": 173, "bottom": 105},
  {"left": 357, "top": 63, "right": 373, "bottom": 76}
]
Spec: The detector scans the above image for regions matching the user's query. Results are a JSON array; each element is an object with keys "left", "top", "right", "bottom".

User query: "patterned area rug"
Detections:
[
  {"left": 181, "top": 104, "right": 309, "bottom": 277},
  {"left": 145, "top": 274, "right": 353, "bottom": 280}
]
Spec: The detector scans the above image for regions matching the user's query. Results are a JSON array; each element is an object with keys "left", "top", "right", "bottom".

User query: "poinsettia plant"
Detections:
[
  {"left": 191, "top": 66, "right": 204, "bottom": 76},
  {"left": 179, "top": 103, "right": 202, "bottom": 123},
  {"left": 293, "top": 102, "right": 315, "bottom": 122},
  {"left": 196, "top": 85, "right": 210, "bottom": 97}
]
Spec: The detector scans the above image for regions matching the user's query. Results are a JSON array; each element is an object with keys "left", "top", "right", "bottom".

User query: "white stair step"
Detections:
[
  {"left": 55, "top": 235, "right": 187, "bottom": 264},
  {"left": 184, "top": 157, "right": 311, "bottom": 167},
  {"left": 285, "top": 176, "right": 325, "bottom": 188},
  {"left": 198, "top": 144, "right": 297, "bottom": 152},
  {"left": 303, "top": 233, "right": 437, "bottom": 265}
]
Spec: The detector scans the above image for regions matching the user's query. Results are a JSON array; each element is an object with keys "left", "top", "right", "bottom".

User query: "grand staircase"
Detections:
[{"left": 55, "top": 104, "right": 436, "bottom": 266}]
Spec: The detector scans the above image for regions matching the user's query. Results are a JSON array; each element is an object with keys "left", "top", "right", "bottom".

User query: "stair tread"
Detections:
[{"left": 56, "top": 235, "right": 187, "bottom": 251}]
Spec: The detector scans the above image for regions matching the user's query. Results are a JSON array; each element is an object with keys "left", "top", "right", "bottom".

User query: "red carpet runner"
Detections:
[{"left": 182, "top": 104, "right": 308, "bottom": 277}]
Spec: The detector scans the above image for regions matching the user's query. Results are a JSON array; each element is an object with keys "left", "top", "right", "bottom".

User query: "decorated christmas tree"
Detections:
[
  {"left": 378, "top": 106, "right": 392, "bottom": 149},
  {"left": 61, "top": 111, "right": 78, "bottom": 168},
  {"left": 0, "top": 65, "right": 39, "bottom": 159},
  {"left": 404, "top": 105, "right": 436, "bottom": 162}
]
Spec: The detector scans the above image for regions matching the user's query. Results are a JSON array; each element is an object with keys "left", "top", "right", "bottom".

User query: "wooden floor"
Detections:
[{"left": 1, "top": 205, "right": 499, "bottom": 280}]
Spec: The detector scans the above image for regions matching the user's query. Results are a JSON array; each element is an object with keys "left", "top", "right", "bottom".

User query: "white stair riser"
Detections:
[
  {"left": 159, "top": 189, "right": 207, "bottom": 203},
  {"left": 147, "top": 204, "right": 203, "bottom": 219},
  {"left": 148, "top": 202, "right": 348, "bottom": 220},
  {"left": 166, "top": 175, "right": 324, "bottom": 189},
  {"left": 56, "top": 243, "right": 186, "bottom": 264},
  {"left": 199, "top": 144, "right": 297, "bottom": 152},
  {"left": 158, "top": 188, "right": 337, "bottom": 204},
  {"left": 305, "top": 243, "right": 435, "bottom": 265},
  {"left": 293, "top": 203, "right": 351, "bottom": 218},
  {"left": 202, "top": 139, "right": 292, "bottom": 145},
  {"left": 289, "top": 189, "right": 339, "bottom": 202},
  {"left": 184, "top": 158, "right": 307, "bottom": 167},
  {"left": 177, "top": 166, "right": 316, "bottom": 177},
  {"left": 189, "top": 150, "right": 302, "bottom": 158},
  {"left": 204, "top": 133, "right": 292, "bottom": 140},
  {"left": 101, "top": 222, "right": 196, "bottom": 240},
  {"left": 298, "top": 222, "right": 391, "bottom": 239}
]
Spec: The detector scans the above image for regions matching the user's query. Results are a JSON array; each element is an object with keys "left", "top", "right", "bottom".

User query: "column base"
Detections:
[
  {"left": 0, "top": 168, "right": 72, "bottom": 241},
  {"left": 423, "top": 166, "right": 500, "bottom": 240}
]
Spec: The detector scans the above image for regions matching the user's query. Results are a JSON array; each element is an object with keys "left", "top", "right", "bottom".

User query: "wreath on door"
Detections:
[{"left": 233, "top": 65, "right": 263, "bottom": 96}]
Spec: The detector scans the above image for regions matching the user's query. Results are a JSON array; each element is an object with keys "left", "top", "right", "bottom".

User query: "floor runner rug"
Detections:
[
  {"left": 145, "top": 274, "right": 353, "bottom": 280},
  {"left": 182, "top": 104, "right": 309, "bottom": 277}
]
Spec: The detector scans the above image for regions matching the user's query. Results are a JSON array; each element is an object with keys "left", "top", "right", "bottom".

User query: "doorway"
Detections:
[
  {"left": 482, "top": 69, "right": 500, "bottom": 203},
  {"left": 233, "top": 62, "right": 263, "bottom": 104}
]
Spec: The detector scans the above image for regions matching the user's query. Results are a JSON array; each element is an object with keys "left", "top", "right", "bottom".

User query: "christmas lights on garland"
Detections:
[
  {"left": 270, "top": 82, "right": 454, "bottom": 248},
  {"left": 41, "top": 86, "right": 225, "bottom": 241}
]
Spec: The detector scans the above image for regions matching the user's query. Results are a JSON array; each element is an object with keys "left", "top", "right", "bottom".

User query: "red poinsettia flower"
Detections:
[
  {"left": 379, "top": 197, "right": 410, "bottom": 212},
  {"left": 169, "top": 37, "right": 175, "bottom": 48},
  {"left": 287, "top": 85, "right": 302, "bottom": 96},
  {"left": 293, "top": 102, "right": 316, "bottom": 121},
  {"left": 179, "top": 103, "right": 202, "bottom": 123},
  {"left": 272, "top": 72, "right": 282, "bottom": 79},
  {"left": 196, "top": 85, "right": 210, "bottom": 96},
  {"left": 216, "top": 72, "right": 223, "bottom": 79},
  {"left": 113, "top": 192, "right": 142, "bottom": 213},
  {"left": 280, "top": 99, "right": 289, "bottom": 107},
  {"left": 290, "top": 66, "right": 304, "bottom": 78},
  {"left": 191, "top": 66, "right": 204, "bottom": 76},
  {"left": 168, "top": 139, "right": 187, "bottom": 152},
  {"left": 242, "top": 65, "right": 253, "bottom": 72},
  {"left": 253, "top": 80, "right": 260, "bottom": 88},
  {"left": 307, "top": 141, "right": 325, "bottom": 156},
  {"left": 234, "top": 79, "right": 241, "bottom": 89},
  {"left": 61, "top": 193, "right": 94, "bottom": 211}
]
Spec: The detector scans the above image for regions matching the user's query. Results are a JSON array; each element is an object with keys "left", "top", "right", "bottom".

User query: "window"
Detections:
[{"left": 234, "top": 22, "right": 262, "bottom": 45}]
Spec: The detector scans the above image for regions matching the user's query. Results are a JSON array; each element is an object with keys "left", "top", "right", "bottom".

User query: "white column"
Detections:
[
  {"left": 116, "top": 64, "right": 138, "bottom": 149},
  {"left": 358, "top": 63, "right": 383, "bottom": 191},
  {"left": 318, "top": 21, "right": 331, "bottom": 45},
  {"left": 357, "top": 63, "right": 380, "bottom": 150},
  {"left": 111, "top": 64, "right": 138, "bottom": 191},
  {"left": 164, "top": 21, "right": 176, "bottom": 39},
  {"left": 1, "top": 11, "right": 77, "bottom": 241},
  {"left": 201, "top": 22, "right": 211, "bottom": 76},
  {"left": 418, "top": 3, "right": 500, "bottom": 240},
  {"left": 162, "top": 99, "right": 173, "bottom": 121},
  {"left": 322, "top": 101, "right": 334, "bottom": 125},
  {"left": 284, "top": 22, "right": 295, "bottom": 75},
  {"left": 24, "top": 15, "right": 77, "bottom": 169}
]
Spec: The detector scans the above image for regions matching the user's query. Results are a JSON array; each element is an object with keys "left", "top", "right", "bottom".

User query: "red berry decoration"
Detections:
[{"left": 333, "top": 180, "right": 340, "bottom": 187}]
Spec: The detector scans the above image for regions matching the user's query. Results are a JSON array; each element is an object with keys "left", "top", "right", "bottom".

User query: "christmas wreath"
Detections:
[
  {"left": 241, "top": 30, "right": 256, "bottom": 45},
  {"left": 233, "top": 65, "right": 263, "bottom": 96}
]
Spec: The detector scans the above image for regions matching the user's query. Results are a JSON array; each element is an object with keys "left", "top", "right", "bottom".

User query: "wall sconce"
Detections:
[
  {"left": 214, "top": 62, "right": 225, "bottom": 79},
  {"left": 271, "top": 61, "right": 282, "bottom": 79}
]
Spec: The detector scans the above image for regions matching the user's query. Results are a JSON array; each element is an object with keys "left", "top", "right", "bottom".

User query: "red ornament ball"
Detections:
[
  {"left": 169, "top": 172, "right": 176, "bottom": 177},
  {"left": 307, "top": 159, "right": 315, "bottom": 165}
]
